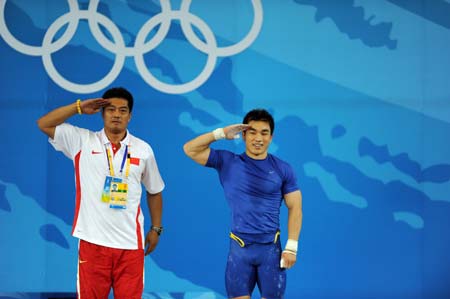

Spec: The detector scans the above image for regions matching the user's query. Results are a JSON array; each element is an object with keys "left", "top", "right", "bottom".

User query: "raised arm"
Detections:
[
  {"left": 183, "top": 124, "right": 250, "bottom": 165},
  {"left": 281, "top": 190, "right": 302, "bottom": 269},
  {"left": 37, "top": 98, "right": 110, "bottom": 139}
]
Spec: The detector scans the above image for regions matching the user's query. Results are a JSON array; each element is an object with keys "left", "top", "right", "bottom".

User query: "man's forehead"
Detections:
[
  {"left": 248, "top": 121, "right": 271, "bottom": 131},
  {"left": 106, "top": 98, "right": 128, "bottom": 107}
]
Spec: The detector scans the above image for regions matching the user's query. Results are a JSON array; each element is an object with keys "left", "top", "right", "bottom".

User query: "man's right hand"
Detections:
[
  {"left": 79, "top": 98, "right": 111, "bottom": 114},
  {"left": 183, "top": 124, "right": 250, "bottom": 166},
  {"left": 223, "top": 124, "right": 250, "bottom": 139},
  {"left": 38, "top": 98, "right": 110, "bottom": 139}
]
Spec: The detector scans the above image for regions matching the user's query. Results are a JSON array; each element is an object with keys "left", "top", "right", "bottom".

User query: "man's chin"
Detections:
[
  {"left": 252, "top": 147, "right": 266, "bottom": 154},
  {"left": 109, "top": 127, "right": 123, "bottom": 134},
  {"left": 248, "top": 150, "right": 267, "bottom": 158}
]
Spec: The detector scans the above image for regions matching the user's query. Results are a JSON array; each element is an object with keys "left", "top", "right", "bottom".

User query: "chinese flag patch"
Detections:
[{"left": 130, "top": 157, "right": 140, "bottom": 166}]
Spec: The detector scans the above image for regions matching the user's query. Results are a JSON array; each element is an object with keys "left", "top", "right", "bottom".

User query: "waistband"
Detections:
[{"left": 230, "top": 231, "right": 280, "bottom": 247}]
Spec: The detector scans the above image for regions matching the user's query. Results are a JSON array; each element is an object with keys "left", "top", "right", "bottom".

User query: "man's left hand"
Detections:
[
  {"left": 281, "top": 251, "right": 297, "bottom": 269},
  {"left": 144, "top": 230, "right": 159, "bottom": 256}
]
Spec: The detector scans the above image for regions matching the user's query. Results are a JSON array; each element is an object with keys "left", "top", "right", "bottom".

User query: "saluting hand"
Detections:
[
  {"left": 79, "top": 98, "right": 111, "bottom": 115},
  {"left": 223, "top": 124, "right": 251, "bottom": 139}
]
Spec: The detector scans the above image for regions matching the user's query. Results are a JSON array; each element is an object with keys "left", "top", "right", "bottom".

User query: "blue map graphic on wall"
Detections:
[{"left": 1, "top": 1, "right": 450, "bottom": 298}]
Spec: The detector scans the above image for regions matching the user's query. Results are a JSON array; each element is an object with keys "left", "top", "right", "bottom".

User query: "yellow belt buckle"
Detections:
[
  {"left": 230, "top": 232, "right": 245, "bottom": 247},
  {"left": 274, "top": 231, "right": 280, "bottom": 243}
]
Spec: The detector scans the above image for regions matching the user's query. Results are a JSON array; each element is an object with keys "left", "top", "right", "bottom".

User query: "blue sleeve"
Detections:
[
  {"left": 282, "top": 163, "right": 299, "bottom": 195},
  {"left": 206, "top": 149, "right": 234, "bottom": 171},
  {"left": 205, "top": 148, "right": 222, "bottom": 170}
]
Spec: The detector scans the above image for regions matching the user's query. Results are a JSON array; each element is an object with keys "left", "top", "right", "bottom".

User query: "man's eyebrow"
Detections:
[
  {"left": 107, "top": 104, "right": 128, "bottom": 109},
  {"left": 248, "top": 127, "right": 270, "bottom": 133}
]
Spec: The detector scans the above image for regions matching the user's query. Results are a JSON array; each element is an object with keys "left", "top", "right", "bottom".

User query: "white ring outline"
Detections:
[
  {"left": 87, "top": 0, "right": 173, "bottom": 56},
  {"left": 42, "top": 10, "right": 125, "bottom": 93},
  {"left": 0, "top": 0, "right": 263, "bottom": 94},
  {"left": 135, "top": 10, "right": 217, "bottom": 94},
  {"left": 0, "top": 0, "right": 80, "bottom": 56},
  {"left": 180, "top": 0, "right": 263, "bottom": 56}
]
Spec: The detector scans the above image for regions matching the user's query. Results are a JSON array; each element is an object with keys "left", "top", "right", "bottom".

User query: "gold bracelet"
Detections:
[{"left": 76, "top": 99, "right": 82, "bottom": 114}]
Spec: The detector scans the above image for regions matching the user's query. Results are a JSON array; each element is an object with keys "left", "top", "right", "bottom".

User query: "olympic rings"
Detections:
[{"left": 0, "top": 0, "right": 263, "bottom": 94}]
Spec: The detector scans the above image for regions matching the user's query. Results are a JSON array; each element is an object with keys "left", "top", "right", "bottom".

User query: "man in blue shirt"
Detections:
[{"left": 183, "top": 109, "right": 302, "bottom": 299}]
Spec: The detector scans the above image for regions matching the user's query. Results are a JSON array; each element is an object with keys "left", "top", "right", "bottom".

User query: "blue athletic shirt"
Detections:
[{"left": 206, "top": 148, "right": 299, "bottom": 243}]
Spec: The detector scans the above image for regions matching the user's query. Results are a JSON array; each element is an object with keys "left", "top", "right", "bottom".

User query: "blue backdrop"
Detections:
[{"left": 1, "top": 1, "right": 450, "bottom": 298}]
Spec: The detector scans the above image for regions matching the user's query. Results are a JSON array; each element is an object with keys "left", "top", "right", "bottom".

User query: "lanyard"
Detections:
[{"left": 105, "top": 145, "right": 130, "bottom": 178}]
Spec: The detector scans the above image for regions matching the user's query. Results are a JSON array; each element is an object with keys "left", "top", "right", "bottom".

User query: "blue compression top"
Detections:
[{"left": 206, "top": 149, "right": 299, "bottom": 242}]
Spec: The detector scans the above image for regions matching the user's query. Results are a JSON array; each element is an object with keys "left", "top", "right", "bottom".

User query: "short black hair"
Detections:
[
  {"left": 243, "top": 109, "right": 275, "bottom": 135},
  {"left": 102, "top": 87, "right": 134, "bottom": 112}
]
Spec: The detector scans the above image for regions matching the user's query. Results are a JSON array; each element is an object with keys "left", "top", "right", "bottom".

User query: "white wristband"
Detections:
[
  {"left": 284, "top": 239, "right": 298, "bottom": 255},
  {"left": 212, "top": 128, "right": 226, "bottom": 140}
]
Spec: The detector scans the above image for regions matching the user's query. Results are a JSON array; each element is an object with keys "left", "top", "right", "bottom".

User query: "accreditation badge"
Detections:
[
  {"left": 109, "top": 182, "right": 128, "bottom": 209},
  {"left": 101, "top": 176, "right": 122, "bottom": 203}
]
